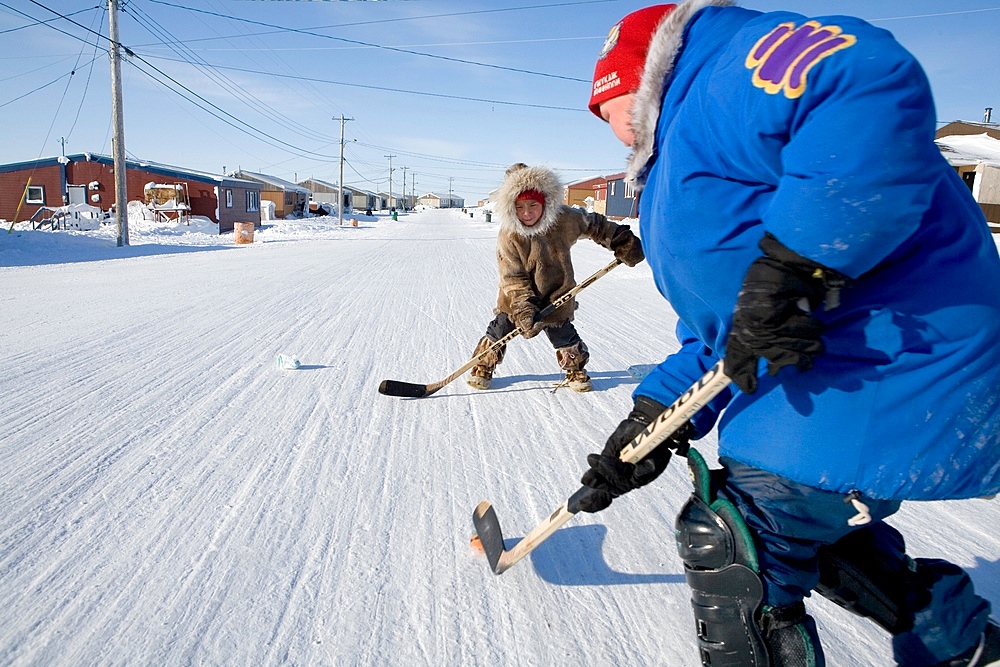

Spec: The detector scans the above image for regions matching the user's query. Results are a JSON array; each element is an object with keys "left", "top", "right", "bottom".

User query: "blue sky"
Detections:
[{"left": 2, "top": 0, "right": 998, "bottom": 202}]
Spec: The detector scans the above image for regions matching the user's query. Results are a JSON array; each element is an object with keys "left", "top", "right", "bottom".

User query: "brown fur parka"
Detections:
[{"left": 492, "top": 164, "right": 639, "bottom": 327}]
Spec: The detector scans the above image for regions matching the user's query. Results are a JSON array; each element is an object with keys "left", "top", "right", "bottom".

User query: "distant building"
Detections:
[
  {"left": 0, "top": 152, "right": 261, "bottom": 233},
  {"left": 936, "top": 129, "right": 1000, "bottom": 232},
  {"left": 936, "top": 119, "right": 1000, "bottom": 141},
  {"left": 234, "top": 170, "right": 310, "bottom": 219},
  {"left": 592, "top": 180, "right": 608, "bottom": 215},
  {"left": 341, "top": 186, "right": 376, "bottom": 212},
  {"left": 603, "top": 173, "right": 637, "bottom": 220},
  {"left": 417, "top": 192, "right": 464, "bottom": 209},
  {"left": 298, "top": 177, "right": 350, "bottom": 212},
  {"left": 564, "top": 176, "right": 606, "bottom": 208}
]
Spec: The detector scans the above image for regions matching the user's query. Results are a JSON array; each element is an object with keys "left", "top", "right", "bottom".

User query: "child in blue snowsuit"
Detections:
[{"left": 578, "top": 3, "right": 1000, "bottom": 666}]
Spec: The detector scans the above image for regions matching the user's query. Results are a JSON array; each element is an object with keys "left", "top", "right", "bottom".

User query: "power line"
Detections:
[
  {"left": 153, "top": 0, "right": 617, "bottom": 33},
  {"left": 146, "top": 0, "right": 590, "bottom": 82},
  {"left": 138, "top": 54, "right": 584, "bottom": 112},
  {"left": 867, "top": 7, "right": 1000, "bottom": 22},
  {"left": 124, "top": 4, "right": 340, "bottom": 145}
]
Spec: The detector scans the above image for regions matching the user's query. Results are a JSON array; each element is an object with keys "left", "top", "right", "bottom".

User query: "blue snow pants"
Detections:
[{"left": 718, "top": 456, "right": 993, "bottom": 665}]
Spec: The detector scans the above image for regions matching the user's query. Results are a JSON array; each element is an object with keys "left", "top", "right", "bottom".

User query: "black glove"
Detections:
[
  {"left": 725, "top": 232, "right": 850, "bottom": 395},
  {"left": 576, "top": 396, "right": 695, "bottom": 513},
  {"left": 610, "top": 225, "right": 645, "bottom": 267},
  {"left": 512, "top": 303, "right": 545, "bottom": 339}
]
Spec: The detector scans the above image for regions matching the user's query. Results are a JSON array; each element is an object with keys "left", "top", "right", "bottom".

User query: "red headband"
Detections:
[{"left": 515, "top": 189, "right": 545, "bottom": 205}]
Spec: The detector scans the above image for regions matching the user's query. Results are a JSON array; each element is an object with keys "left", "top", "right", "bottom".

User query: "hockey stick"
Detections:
[
  {"left": 473, "top": 361, "right": 732, "bottom": 575},
  {"left": 378, "top": 258, "right": 623, "bottom": 398}
]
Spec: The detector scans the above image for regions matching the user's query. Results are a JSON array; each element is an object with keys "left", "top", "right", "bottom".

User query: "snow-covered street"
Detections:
[{"left": 1, "top": 209, "right": 998, "bottom": 666}]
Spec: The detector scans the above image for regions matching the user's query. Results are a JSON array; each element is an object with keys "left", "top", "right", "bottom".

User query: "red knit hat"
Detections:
[
  {"left": 589, "top": 4, "right": 677, "bottom": 118},
  {"left": 515, "top": 189, "right": 545, "bottom": 205}
]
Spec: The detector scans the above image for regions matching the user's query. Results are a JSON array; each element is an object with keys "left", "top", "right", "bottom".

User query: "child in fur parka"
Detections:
[{"left": 466, "top": 163, "right": 644, "bottom": 392}]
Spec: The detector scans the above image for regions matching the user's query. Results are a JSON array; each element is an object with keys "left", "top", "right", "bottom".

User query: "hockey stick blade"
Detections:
[
  {"left": 473, "top": 362, "right": 733, "bottom": 576},
  {"left": 472, "top": 501, "right": 506, "bottom": 574},
  {"left": 378, "top": 379, "right": 429, "bottom": 398}
]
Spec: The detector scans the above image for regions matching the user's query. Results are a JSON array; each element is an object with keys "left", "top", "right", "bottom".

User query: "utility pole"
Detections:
[
  {"left": 108, "top": 0, "right": 129, "bottom": 246},
  {"left": 411, "top": 173, "right": 416, "bottom": 204},
  {"left": 384, "top": 154, "right": 396, "bottom": 212},
  {"left": 334, "top": 115, "right": 352, "bottom": 225},
  {"left": 59, "top": 137, "right": 68, "bottom": 204},
  {"left": 400, "top": 166, "right": 407, "bottom": 210},
  {"left": 448, "top": 177, "right": 454, "bottom": 208}
]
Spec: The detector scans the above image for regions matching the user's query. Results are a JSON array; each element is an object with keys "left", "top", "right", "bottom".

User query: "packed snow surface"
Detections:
[{"left": 1, "top": 209, "right": 998, "bottom": 666}]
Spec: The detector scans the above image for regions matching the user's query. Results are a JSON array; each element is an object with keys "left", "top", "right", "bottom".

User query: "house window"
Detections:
[
  {"left": 609, "top": 181, "right": 616, "bottom": 197},
  {"left": 226, "top": 189, "right": 233, "bottom": 208},
  {"left": 624, "top": 181, "right": 635, "bottom": 199},
  {"left": 247, "top": 191, "right": 259, "bottom": 212},
  {"left": 26, "top": 185, "right": 45, "bottom": 204},
  {"left": 962, "top": 171, "right": 976, "bottom": 192}
]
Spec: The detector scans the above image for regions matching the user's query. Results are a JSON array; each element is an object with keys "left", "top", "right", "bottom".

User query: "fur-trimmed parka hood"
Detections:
[
  {"left": 626, "top": 0, "right": 734, "bottom": 188},
  {"left": 495, "top": 164, "right": 564, "bottom": 238}
]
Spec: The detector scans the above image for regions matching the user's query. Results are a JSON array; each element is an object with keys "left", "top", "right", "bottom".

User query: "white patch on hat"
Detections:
[{"left": 598, "top": 21, "right": 622, "bottom": 60}]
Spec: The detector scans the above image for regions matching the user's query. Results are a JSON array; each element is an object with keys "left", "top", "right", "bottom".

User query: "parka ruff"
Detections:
[
  {"left": 495, "top": 165, "right": 564, "bottom": 238},
  {"left": 626, "top": 0, "right": 734, "bottom": 188}
]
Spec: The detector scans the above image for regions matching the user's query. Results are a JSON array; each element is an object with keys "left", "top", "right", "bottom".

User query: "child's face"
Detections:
[
  {"left": 600, "top": 93, "right": 636, "bottom": 147},
  {"left": 515, "top": 199, "right": 544, "bottom": 226}
]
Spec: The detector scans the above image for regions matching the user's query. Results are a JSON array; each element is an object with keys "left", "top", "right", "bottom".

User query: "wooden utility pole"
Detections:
[
  {"left": 108, "top": 0, "right": 129, "bottom": 246},
  {"left": 384, "top": 154, "right": 396, "bottom": 212},
  {"left": 400, "top": 166, "right": 407, "bottom": 211},
  {"left": 334, "top": 115, "right": 352, "bottom": 225}
]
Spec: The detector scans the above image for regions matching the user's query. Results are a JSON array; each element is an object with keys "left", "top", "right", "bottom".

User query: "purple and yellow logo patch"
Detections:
[{"left": 745, "top": 21, "right": 857, "bottom": 99}]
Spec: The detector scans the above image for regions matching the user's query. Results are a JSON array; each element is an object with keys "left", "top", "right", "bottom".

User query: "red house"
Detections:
[{"left": 0, "top": 153, "right": 262, "bottom": 234}]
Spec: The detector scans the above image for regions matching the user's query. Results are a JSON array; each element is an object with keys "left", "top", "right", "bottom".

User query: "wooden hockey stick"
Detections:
[
  {"left": 378, "top": 258, "right": 622, "bottom": 398},
  {"left": 473, "top": 361, "right": 732, "bottom": 574}
]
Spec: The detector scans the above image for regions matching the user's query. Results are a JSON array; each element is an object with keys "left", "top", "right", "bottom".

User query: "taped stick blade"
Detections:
[
  {"left": 378, "top": 379, "right": 428, "bottom": 398},
  {"left": 473, "top": 501, "right": 506, "bottom": 574}
]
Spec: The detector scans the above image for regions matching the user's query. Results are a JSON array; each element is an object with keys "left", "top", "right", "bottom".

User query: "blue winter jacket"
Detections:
[{"left": 628, "top": 1, "right": 1000, "bottom": 500}]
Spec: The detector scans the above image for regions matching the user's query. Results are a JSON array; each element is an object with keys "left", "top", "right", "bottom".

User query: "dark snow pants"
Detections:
[
  {"left": 484, "top": 312, "right": 582, "bottom": 350},
  {"left": 717, "top": 456, "right": 993, "bottom": 666}
]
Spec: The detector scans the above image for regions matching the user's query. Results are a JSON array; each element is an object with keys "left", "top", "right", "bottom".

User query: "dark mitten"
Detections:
[
  {"left": 725, "top": 232, "right": 850, "bottom": 394},
  {"left": 610, "top": 225, "right": 645, "bottom": 267},
  {"left": 577, "top": 396, "right": 695, "bottom": 513},
  {"left": 512, "top": 304, "right": 544, "bottom": 339}
]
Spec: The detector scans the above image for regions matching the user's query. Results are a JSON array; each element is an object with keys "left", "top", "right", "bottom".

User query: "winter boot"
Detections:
[
  {"left": 933, "top": 620, "right": 1000, "bottom": 667},
  {"left": 556, "top": 341, "right": 591, "bottom": 392},
  {"left": 466, "top": 336, "right": 505, "bottom": 390}
]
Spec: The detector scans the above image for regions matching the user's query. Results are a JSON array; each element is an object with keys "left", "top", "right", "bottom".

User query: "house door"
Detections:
[{"left": 67, "top": 185, "right": 86, "bottom": 205}]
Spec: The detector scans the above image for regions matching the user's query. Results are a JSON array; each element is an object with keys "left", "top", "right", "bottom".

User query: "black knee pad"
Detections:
[
  {"left": 676, "top": 450, "right": 769, "bottom": 667},
  {"left": 814, "top": 522, "right": 930, "bottom": 635},
  {"left": 677, "top": 450, "right": 825, "bottom": 667}
]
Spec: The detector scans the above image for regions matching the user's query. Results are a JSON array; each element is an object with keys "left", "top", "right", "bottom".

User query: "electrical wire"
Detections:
[
  {"left": 139, "top": 54, "right": 583, "bottom": 111},
  {"left": 145, "top": 0, "right": 591, "bottom": 82}
]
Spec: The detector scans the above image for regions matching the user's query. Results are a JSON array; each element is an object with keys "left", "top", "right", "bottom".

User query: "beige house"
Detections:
[
  {"left": 235, "top": 170, "right": 310, "bottom": 218},
  {"left": 936, "top": 126, "right": 1000, "bottom": 231},
  {"left": 564, "top": 176, "right": 605, "bottom": 209}
]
